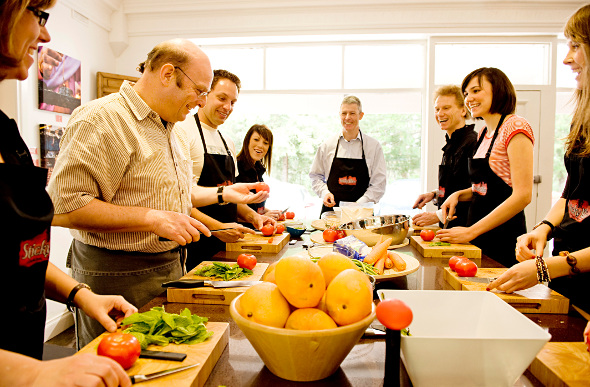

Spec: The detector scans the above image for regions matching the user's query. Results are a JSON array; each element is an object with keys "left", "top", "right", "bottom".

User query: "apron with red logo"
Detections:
[
  {"left": 466, "top": 115, "right": 526, "bottom": 268},
  {"left": 320, "top": 131, "right": 370, "bottom": 215},
  {"left": 551, "top": 152, "right": 590, "bottom": 313},
  {"left": 1, "top": 115, "right": 53, "bottom": 359}
]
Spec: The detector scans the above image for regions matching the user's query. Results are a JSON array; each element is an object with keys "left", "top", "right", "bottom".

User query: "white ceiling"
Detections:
[{"left": 65, "top": 0, "right": 587, "bottom": 40}]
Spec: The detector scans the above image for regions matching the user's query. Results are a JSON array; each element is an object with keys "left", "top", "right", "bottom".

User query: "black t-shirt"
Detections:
[{"left": 1, "top": 109, "right": 54, "bottom": 359}]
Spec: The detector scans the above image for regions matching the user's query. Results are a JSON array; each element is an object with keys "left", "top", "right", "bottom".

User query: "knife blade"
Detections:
[
  {"left": 162, "top": 279, "right": 262, "bottom": 288},
  {"left": 140, "top": 349, "right": 187, "bottom": 362},
  {"left": 130, "top": 363, "right": 199, "bottom": 384},
  {"left": 159, "top": 228, "right": 237, "bottom": 242},
  {"left": 457, "top": 276, "right": 496, "bottom": 284}
]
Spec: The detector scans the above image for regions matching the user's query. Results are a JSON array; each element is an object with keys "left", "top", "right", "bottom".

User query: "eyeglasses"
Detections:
[
  {"left": 27, "top": 6, "right": 49, "bottom": 27},
  {"left": 174, "top": 66, "right": 209, "bottom": 98}
]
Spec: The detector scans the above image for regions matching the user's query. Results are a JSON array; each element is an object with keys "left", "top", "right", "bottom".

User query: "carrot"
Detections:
[
  {"left": 388, "top": 251, "right": 406, "bottom": 271},
  {"left": 374, "top": 256, "right": 386, "bottom": 275},
  {"left": 384, "top": 257, "right": 394, "bottom": 269},
  {"left": 364, "top": 237, "right": 393, "bottom": 264},
  {"left": 376, "top": 235, "right": 385, "bottom": 245}
]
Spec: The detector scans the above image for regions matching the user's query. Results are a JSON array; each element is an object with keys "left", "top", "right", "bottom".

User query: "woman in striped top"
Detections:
[{"left": 437, "top": 67, "right": 534, "bottom": 268}]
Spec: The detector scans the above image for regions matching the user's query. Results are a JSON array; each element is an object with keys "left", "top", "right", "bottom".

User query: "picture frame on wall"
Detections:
[
  {"left": 38, "top": 46, "right": 81, "bottom": 114},
  {"left": 39, "top": 124, "right": 64, "bottom": 185}
]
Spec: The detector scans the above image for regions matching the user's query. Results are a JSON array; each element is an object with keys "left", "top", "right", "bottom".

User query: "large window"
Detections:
[{"left": 201, "top": 41, "right": 425, "bottom": 218}]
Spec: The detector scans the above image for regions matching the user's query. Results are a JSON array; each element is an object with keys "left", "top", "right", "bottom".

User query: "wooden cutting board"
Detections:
[
  {"left": 226, "top": 232, "right": 289, "bottom": 253},
  {"left": 529, "top": 342, "right": 590, "bottom": 387},
  {"left": 410, "top": 235, "right": 481, "bottom": 258},
  {"left": 77, "top": 322, "right": 229, "bottom": 387},
  {"left": 167, "top": 261, "right": 269, "bottom": 305},
  {"left": 444, "top": 267, "right": 569, "bottom": 314}
]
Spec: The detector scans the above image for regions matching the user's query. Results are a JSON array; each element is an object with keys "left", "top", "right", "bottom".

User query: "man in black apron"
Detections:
[
  {"left": 413, "top": 86, "right": 477, "bottom": 228},
  {"left": 310, "top": 96, "right": 387, "bottom": 216},
  {"left": 185, "top": 70, "right": 275, "bottom": 269}
]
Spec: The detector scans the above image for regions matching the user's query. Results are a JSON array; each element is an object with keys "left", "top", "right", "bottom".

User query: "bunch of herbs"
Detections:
[{"left": 194, "top": 262, "right": 253, "bottom": 281}]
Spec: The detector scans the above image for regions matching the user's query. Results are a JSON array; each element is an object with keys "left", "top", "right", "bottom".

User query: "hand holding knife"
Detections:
[{"left": 159, "top": 227, "right": 236, "bottom": 242}]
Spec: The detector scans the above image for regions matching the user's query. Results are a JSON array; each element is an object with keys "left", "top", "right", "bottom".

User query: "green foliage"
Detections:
[
  {"left": 222, "top": 112, "right": 422, "bottom": 194},
  {"left": 193, "top": 262, "right": 253, "bottom": 281},
  {"left": 122, "top": 307, "right": 213, "bottom": 349}
]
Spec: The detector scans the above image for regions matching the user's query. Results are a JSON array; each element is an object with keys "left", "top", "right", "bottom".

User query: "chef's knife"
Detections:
[
  {"left": 159, "top": 228, "right": 237, "bottom": 242},
  {"left": 130, "top": 363, "right": 199, "bottom": 384},
  {"left": 162, "top": 279, "right": 262, "bottom": 289},
  {"left": 140, "top": 349, "right": 187, "bottom": 362},
  {"left": 457, "top": 276, "right": 496, "bottom": 284}
]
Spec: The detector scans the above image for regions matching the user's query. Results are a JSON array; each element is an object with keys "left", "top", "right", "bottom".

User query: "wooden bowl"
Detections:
[{"left": 229, "top": 295, "right": 376, "bottom": 382}]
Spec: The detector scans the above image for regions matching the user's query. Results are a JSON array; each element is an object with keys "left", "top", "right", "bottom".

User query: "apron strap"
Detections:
[{"left": 331, "top": 130, "right": 366, "bottom": 163}]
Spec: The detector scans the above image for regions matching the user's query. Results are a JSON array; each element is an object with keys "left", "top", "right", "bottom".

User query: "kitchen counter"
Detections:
[{"left": 140, "top": 237, "right": 588, "bottom": 386}]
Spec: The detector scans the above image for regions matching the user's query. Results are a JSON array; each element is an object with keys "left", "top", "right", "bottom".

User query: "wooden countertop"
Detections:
[{"left": 140, "top": 234, "right": 588, "bottom": 386}]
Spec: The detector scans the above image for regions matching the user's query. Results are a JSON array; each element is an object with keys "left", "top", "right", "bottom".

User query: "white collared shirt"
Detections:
[{"left": 309, "top": 130, "right": 387, "bottom": 204}]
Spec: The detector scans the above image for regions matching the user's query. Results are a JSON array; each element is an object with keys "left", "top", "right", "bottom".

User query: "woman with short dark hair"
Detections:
[{"left": 437, "top": 67, "right": 535, "bottom": 267}]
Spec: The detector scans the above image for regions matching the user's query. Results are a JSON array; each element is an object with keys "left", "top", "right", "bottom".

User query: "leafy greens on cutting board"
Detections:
[
  {"left": 193, "top": 262, "right": 253, "bottom": 281},
  {"left": 122, "top": 306, "right": 213, "bottom": 349}
]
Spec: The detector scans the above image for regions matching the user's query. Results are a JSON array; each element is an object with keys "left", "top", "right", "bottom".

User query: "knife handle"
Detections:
[
  {"left": 140, "top": 349, "right": 187, "bottom": 361},
  {"left": 162, "top": 279, "right": 205, "bottom": 288}
]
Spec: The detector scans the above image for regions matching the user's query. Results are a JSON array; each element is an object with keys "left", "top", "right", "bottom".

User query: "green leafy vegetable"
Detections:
[
  {"left": 428, "top": 241, "right": 451, "bottom": 246},
  {"left": 401, "top": 328, "right": 411, "bottom": 336},
  {"left": 310, "top": 256, "right": 378, "bottom": 275},
  {"left": 194, "top": 262, "right": 253, "bottom": 281},
  {"left": 122, "top": 306, "right": 213, "bottom": 349}
]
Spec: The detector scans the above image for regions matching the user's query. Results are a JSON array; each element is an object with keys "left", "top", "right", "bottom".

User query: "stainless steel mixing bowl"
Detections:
[{"left": 339, "top": 214, "right": 410, "bottom": 247}]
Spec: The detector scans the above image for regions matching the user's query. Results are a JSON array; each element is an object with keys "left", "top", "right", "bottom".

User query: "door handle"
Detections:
[{"left": 533, "top": 175, "right": 542, "bottom": 184}]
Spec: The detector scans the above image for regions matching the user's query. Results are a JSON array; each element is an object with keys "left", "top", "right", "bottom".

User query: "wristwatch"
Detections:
[{"left": 217, "top": 186, "right": 228, "bottom": 205}]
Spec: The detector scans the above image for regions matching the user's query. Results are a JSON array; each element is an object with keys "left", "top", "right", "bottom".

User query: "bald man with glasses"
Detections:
[{"left": 48, "top": 39, "right": 268, "bottom": 348}]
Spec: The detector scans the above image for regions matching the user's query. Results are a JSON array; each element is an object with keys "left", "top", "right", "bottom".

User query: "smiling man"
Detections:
[
  {"left": 310, "top": 95, "right": 386, "bottom": 216},
  {"left": 175, "top": 70, "right": 275, "bottom": 268},
  {"left": 412, "top": 85, "right": 477, "bottom": 227}
]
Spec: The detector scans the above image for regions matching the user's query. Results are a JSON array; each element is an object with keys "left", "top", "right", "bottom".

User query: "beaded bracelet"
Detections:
[
  {"left": 535, "top": 256, "right": 550, "bottom": 285},
  {"left": 559, "top": 251, "right": 581, "bottom": 277}
]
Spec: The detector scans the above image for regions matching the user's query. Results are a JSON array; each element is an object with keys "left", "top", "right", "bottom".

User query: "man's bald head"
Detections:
[{"left": 138, "top": 39, "right": 209, "bottom": 75}]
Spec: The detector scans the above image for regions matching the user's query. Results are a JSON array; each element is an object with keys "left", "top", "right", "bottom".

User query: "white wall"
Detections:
[{"left": 0, "top": 2, "right": 118, "bottom": 341}]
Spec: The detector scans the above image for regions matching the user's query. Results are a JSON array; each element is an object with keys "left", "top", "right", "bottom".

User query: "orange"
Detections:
[
  {"left": 317, "top": 252, "right": 359, "bottom": 287},
  {"left": 238, "top": 282, "right": 291, "bottom": 328},
  {"left": 285, "top": 308, "right": 337, "bottom": 330},
  {"left": 317, "top": 293, "right": 328, "bottom": 314},
  {"left": 274, "top": 255, "right": 326, "bottom": 308},
  {"left": 325, "top": 269, "right": 373, "bottom": 326},
  {"left": 262, "top": 262, "right": 277, "bottom": 284}
]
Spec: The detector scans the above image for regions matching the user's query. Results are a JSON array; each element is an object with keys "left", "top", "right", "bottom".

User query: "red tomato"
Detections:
[
  {"left": 254, "top": 182, "right": 270, "bottom": 193},
  {"left": 448, "top": 256, "right": 468, "bottom": 271},
  {"left": 285, "top": 211, "right": 295, "bottom": 219},
  {"left": 237, "top": 253, "right": 257, "bottom": 270},
  {"left": 336, "top": 229, "right": 347, "bottom": 240},
  {"left": 323, "top": 228, "right": 338, "bottom": 242},
  {"left": 278, "top": 213, "right": 285, "bottom": 221},
  {"left": 97, "top": 333, "right": 141, "bottom": 370},
  {"left": 586, "top": 334, "right": 590, "bottom": 352},
  {"left": 261, "top": 224, "right": 275, "bottom": 237},
  {"left": 455, "top": 259, "right": 478, "bottom": 277},
  {"left": 420, "top": 229, "right": 435, "bottom": 242},
  {"left": 376, "top": 299, "right": 413, "bottom": 330},
  {"left": 276, "top": 224, "right": 285, "bottom": 234}
]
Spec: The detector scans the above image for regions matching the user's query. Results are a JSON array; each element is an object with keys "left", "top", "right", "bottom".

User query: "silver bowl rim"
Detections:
[{"left": 338, "top": 214, "right": 410, "bottom": 230}]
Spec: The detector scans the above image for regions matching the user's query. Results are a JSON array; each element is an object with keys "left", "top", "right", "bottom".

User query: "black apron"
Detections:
[
  {"left": 437, "top": 125, "right": 476, "bottom": 228},
  {"left": 186, "top": 116, "right": 237, "bottom": 268},
  {"left": 466, "top": 115, "right": 526, "bottom": 267},
  {"left": 236, "top": 159, "right": 266, "bottom": 214},
  {"left": 320, "top": 131, "right": 370, "bottom": 216},
  {"left": 551, "top": 152, "right": 590, "bottom": 314},
  {"left": 1, "top": 112, "right": 54, "bottom": 359}
]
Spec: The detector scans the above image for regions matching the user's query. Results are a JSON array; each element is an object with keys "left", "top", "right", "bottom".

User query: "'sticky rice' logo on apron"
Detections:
[
  {"left": 568, "top": 199, "right": 590, "bottom": 222},
  {"left": 19, "top": 229, "right": 50, "bottom": 267},
  {"left": 438, "top": 187, "right": 445, "bottom": 198},
  {"left": 472, "top": 182, "right": 488, "bottom": 196},
  {"left": 339, "top": 176, "right": 357, "bottom": 186}
]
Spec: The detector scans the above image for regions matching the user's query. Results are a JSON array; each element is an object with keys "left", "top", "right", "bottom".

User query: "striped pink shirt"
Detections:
[{"left": 473, "top": 114, "right": 534, "bottom": 187}]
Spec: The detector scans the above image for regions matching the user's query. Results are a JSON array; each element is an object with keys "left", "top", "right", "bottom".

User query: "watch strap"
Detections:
[{"left": 66, "top": 283, "right": 91, "bottom": 312}]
